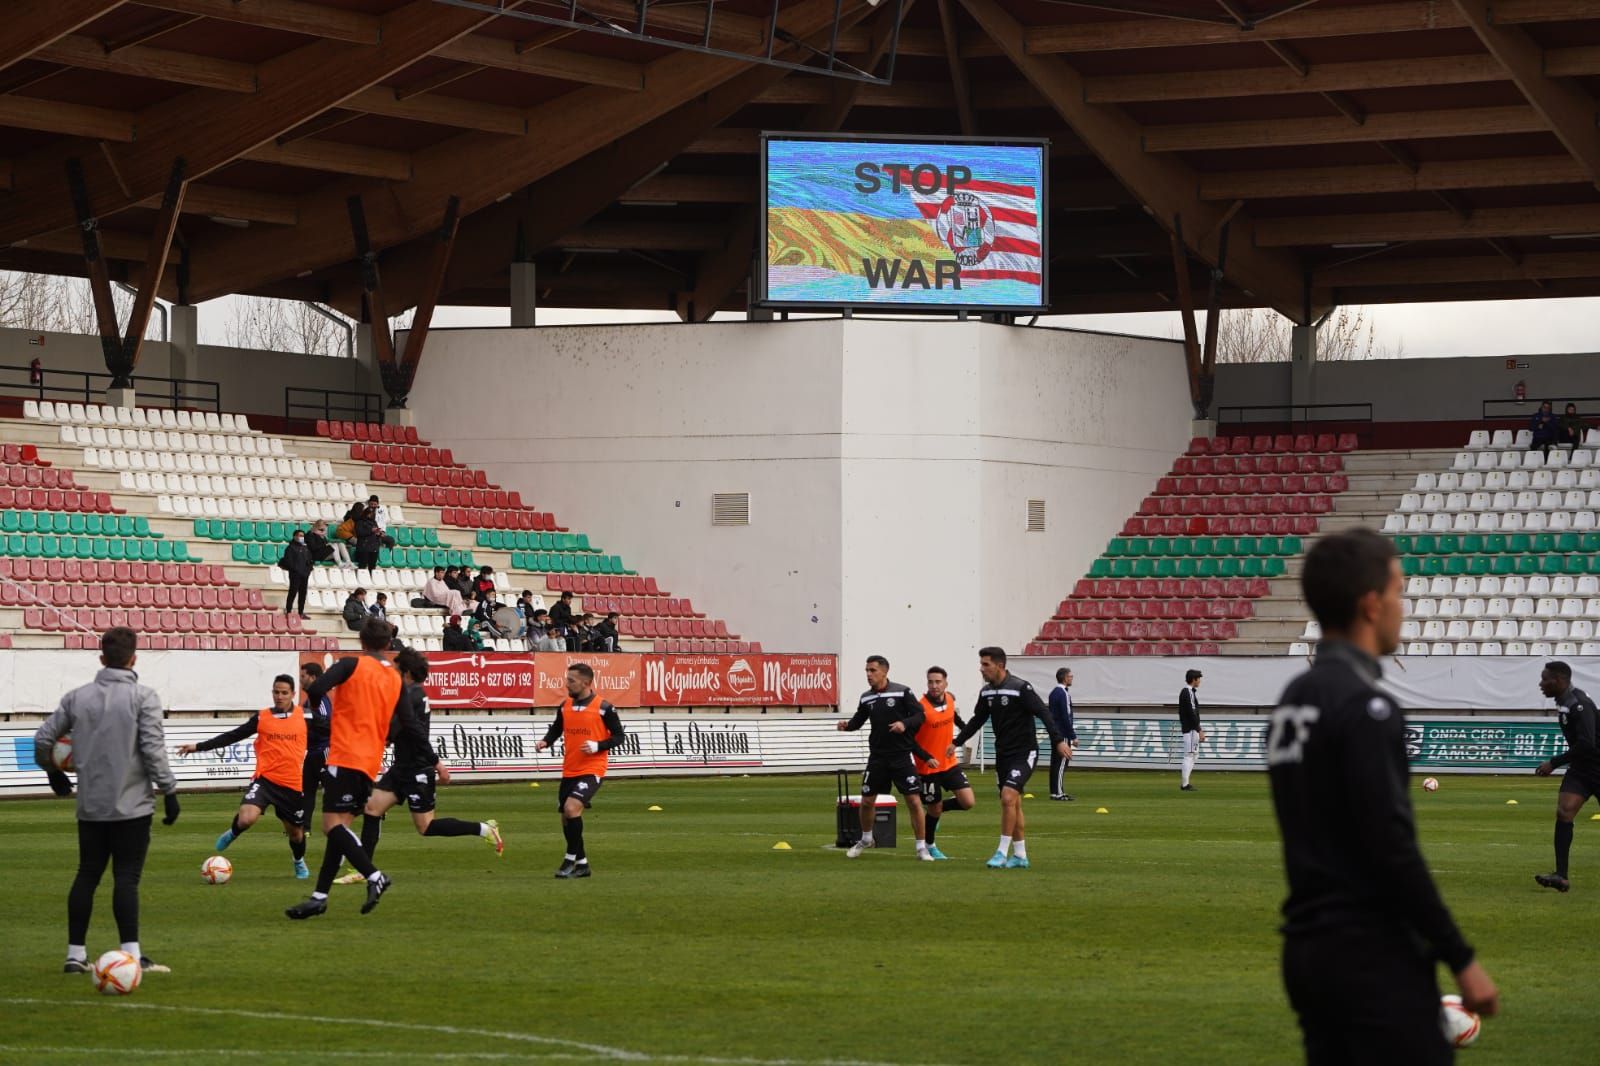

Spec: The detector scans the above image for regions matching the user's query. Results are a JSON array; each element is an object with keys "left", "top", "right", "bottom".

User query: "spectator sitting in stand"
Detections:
[
  {"left": 422, "top": 566, "right": 467, "bottom": 616},
  {"left": 1530, "top": 400, "right": 1560, "bottom": 460},
  {"left": 549, "top": 590, "right": 576, "bottom": 630},
  {"left": 472, "top": 590, "right": 505, "bottom": 640},
  {"left": 368, "top": 592, "right": 389, "bottom": 622},
  {"left": 1559, "top": 402, "right": 1589, "bottom": 454},
  {"left": 341, "top": 587, "right": 369, "bottom": 631},
  {"left": 445, "top": 565, "right": 474, "bottom": 599},
  {"left": 594, "top": 612, "right": 620, "bottom": 653},
  {"left": 472, "top": 566, "right": 496, "bottom": 600},
  {"left": 306, "top": 519, "right": 356, "bottom": 570},
  {"left": 442, "top": 614, "right": 476, "bottom": 651},
  {"left": 525, "top": 608, "right": 555, "bottom": 651},
  {"left": 571, "top": 613, "right": 599, "bottom": 652},
  {"left": 515, "top": 590, "right": 540, "bottom": 634}
]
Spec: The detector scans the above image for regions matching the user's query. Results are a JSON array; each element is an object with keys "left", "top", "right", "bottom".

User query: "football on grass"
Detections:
[
  {"left": 51, "top": 736, "right": 73, "bottom": 772},
  {"left": 201, "top": 855, "right": 233, "bottom": 884},
  {"left": 1422, "top": 777, "right": 1440, "bottom": 792},
  {"left": 1441, "top": 995, "right": 1481, "bottom": 1047},
  {"left": 93, "top": 950, "right": 141, "bottom": 996}
]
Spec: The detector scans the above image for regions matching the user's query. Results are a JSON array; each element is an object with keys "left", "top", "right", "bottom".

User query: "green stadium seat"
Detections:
[
  {"left": 1413, "top": 535, "right": 1437, "bottom": 555},
  {"left": 378, "top": 548, "right": 393, "bottom": 567},
  {"left": 1444, "top": 557, "right": 1467, "bottom": 576},
  {"left": 1557, "top": 533, "right": 1581, "bottom": 554},
  {"left": 106, "top": 539, "right": 126, "bottom": 560},
  {"left": 476, "top": 531, "right": 491, "bottom": 548},
  {"left": 1419, "top": 558, "right": 1442, "bottom": 576},
  {"left": 1393, "top": 535, "right": 1413, "bottom": 554},
  {"left": 1513, "top": 556, "right": 1537, "bottom": 575},
  {"left": 1111, "top": 560, "right": 1134, "bottom": 578},
  {"left": 1401, "top": 557, "right": 1420, "bottom": 576},
  {"left": 38, "top": 536, "right": 58, "bottom": 558},
  {"left": 0, "top": 512, "right": 16, "bottom": 533},
  {"left": 243, "top": 544, "right": 263, "bottom": 565},
  {"left": 1485, "top": 534, "right": 1508, "bottom": 554},
  {"left": 1171, "top": 537, "right": 1193, "bottom": 556},
  {"left": 1436, "top": 535, "right": 1459, "bottom": 555},
  {"left": 1281, "top": 536, "right": 1303, "bottom": 555},
  {"left": 16, "top": 513, "right": 36, "bottom": 534},
  {"left": 1195, "top": 558, "right": 1219, "bottom": 578},
  {"left": 1090, "top": 559, "right": 1111, "bottom": 578},
  {"left": 1192, "top": 537, "right": 1214, "bottom": 556},
  {"left": 1533, "top": 534, "right": 1556, "bottom": 554},
  {"left": 1540, "top": 555, "right": 1563, "bottom": 574},
  {"left": 1175, "top": 558, "right": 1197, "bottom": 578},
  {"left": 1565, "top": 555, "right": 1588, "bottom": 575},
  {"left": 1491, "top": 556, "right": 1514, "bottom": 575},
  {"left": 1126, "top": 559, "right": 1149, "bottom": 578},
  {"left": 50, "top": 514, "right": 71, "bottom": 534},
  {"left": 133, "top": 517, "right": 152, "bottom": 538},
  {"left": 1467, "top": 557, "right": 1490, "bottom": 576},
  {"left": 1583, "top": 533, "right": 1600, "bottom": 553},
  {"left": 1107, "top": 538, "right": 1128, "bottom": 557},
  {"left": 231, "top": 543, "right": 247, "bottom": 562},
  {"left": 1507, "top": 534, "right": 1530, "bottom": 554},
  {"left": 1460, "top": 534, "right": 1483, "bottom": 554}
]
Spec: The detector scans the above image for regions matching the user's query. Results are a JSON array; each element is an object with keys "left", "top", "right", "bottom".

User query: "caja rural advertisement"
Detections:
[{"left": 760, "top": 134, "right": 1047, "bottom": 310}]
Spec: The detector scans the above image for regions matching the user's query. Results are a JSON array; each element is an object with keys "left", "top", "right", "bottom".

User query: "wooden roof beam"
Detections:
[
  {"left": 431, "top": 37, "right": 645, "bottom": 91},
  {"left": 0, "top": 96, "right": 135, "bottom": 141},
  {"left": 1, "top": 0, "right": 128, "bottom": 71},
  {"left": 1025, "top": 0, "right": 1596, "bottom": 54},
  {"left": 1200, "top": 155, "right": 1588, "bottom": 199},
  {"left": 34, "top": 34, "right": 257, "bottom": 91},
  {"left": 344, "top": 86, "right": 527, "bottom": 135},
  {"left": 1087, "top": 52, "right": 1512, "bottom": 103},
  {"left": 145, "top": 183, "right": 298, "bottom": 225},
  {"left": 1256, "top": 203, "right": 1600, "bottom": 246},
  {"left": 935, "top": 0, "right": 978, "bottom": 135},
  {"left": 0, "top": 0, "right": 507, "bottom": 246},
  {"left": 1144, "top": 105, "right": 1542, "bottom": 152},
  {"left": 135, "top": 0, "right": 380, "bottom": 43},
  {"left": 958, "top": 0, "right": 1309, "bottom": 320},
  {"left": 180, "top": 0, "right": 873, "bottom": 305},
  {"left": 241, "top": 140, "right": 413, "bottom": 181},
  {"left": 1452, "top": 0, "right": 1600, "bottom": 190},
  {"left": 619, "top": 174, "right": 755, "bottom": 203}
]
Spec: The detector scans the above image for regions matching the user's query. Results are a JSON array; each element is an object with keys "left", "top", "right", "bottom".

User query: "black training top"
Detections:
[
  {"left": 1267, "top": 640, "right": 1473, "bottom": 974},
  {"left": 389, "top": 683, "right": 439, "bottom": 773},
  {"left": 845, "top": 682, "right": 930, "bottom": 761},
  {"left": 953, "top": 673, "right": 1061, "bottom": 758},
  {"left": 1551, "top": 685, "right": 1600, "bottom": 781}
]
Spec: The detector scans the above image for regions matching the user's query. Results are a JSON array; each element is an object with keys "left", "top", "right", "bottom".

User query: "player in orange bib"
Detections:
[
  {"left": 533, "top": 662, "right": 626, "bottom": 879},
  {"left": 178, "top": 675, "right": 310, "bottom": 878},
  {"left": 914, "top": 666, "right": 976, "bottom": 861},
  {"left": 285, "top": 618, "right": 406, "bottom": 919}
]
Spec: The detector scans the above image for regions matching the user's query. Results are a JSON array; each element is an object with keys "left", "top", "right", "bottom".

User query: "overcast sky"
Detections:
[{"left": 195, "top": 295, "right": 1600, "bottom": 359}]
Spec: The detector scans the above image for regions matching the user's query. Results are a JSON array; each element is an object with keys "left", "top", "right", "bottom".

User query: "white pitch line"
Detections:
[
  {"left": 0, "top": 1047, "right": 574, "bottom": 1062},
  {"left": 0, "top": 999, "right": 933, "bottom": 1066}
]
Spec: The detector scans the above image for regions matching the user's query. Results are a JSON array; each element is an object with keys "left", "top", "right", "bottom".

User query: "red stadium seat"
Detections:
[
  {"left": 1292, "top": 434, "right": 1314, "bottom": 452},
  {"left": 1335, "top": 433, "right": 1357, "bottom": 452}
]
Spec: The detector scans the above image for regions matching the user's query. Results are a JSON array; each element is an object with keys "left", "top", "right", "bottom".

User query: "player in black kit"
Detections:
[
  {"left": 950, "top": 646, "right": 1069, "bottom": 869},
  {"left": 358, "top": 650, "right": 504, "bottom": 867},
  {"left": 1267, "top": 529, "right": 1497, "bottom": 1063},
  {"left": 1533, "top": 660, "right": 1600, "bottom": 892},
  {"left": 837, "top": 655, "right": 935, "bottom": 861}
]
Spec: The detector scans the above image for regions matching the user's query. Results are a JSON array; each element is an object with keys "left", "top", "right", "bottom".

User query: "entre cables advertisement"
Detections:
[{"left": 759, "top": 133, "right": 1048, "bottom": 311}]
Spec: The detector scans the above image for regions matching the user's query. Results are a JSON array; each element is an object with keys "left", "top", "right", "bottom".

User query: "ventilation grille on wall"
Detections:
[
  {"left": 713, "top": 492, "right": 751, "bottom": 526},
  {"left": 1027, "top": 499, "right": 1046, "bottom": 533}
]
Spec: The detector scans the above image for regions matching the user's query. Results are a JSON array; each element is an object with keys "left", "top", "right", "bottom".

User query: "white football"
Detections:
[
  {"left": 1422, "top": 777, "right": 1440, "bottom": 792},
  {"left": 93, "top": 950, "right": 141, "bottom": 996},
  {"left": 51, "top": 735, "right": 74, "bottom": 772},
  {"left": 201, "top": 855, "right": 233, "bottom": 884},
  {"left": 1440, "top": 994, "right": 1481, "bottom": 1047}
]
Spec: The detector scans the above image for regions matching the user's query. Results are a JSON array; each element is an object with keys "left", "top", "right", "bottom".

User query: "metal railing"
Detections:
[
  {"left": 1215, "top": 402, "right": 1374, "bottom": 428},
  {"left": 285, "top": 387, "right": 382, "bottom": 425},
  {"left": 1482, "top": 397, "right": 1600, "bottom": 421},
  {"left": 0, "top": 362, "right": 219, "bottom": 411}
]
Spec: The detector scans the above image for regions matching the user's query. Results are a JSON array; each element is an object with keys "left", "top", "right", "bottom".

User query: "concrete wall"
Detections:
[
  {"left": 0, "top": 326, "right": 376, "bottom": 417},
  {"left": 1216, "top": 350, "right": 1600, "bottom": 423},
  {"left": 409, "top": 320, "right": 1191, "bottom": 668}
]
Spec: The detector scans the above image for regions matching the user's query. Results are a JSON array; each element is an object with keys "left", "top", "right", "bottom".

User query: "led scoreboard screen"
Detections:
[{"left": 758, "top": 133, "right": 1048, "bottom": 312}]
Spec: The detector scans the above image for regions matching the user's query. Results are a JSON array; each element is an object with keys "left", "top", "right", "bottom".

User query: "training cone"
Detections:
[
  {"left": 647, "top": 805, "right": 663, "bottom": 811},
  {"left": 1024, "top": 793, "right": 1035, "bottom": 799},
  {"left": 1506, "top": 799, "right": 1519, "bottom": 805},
  {"left": 771, "top": 841, "right": 792, "bottom": 850},
  {"left": 1095, "top": 807, "right": 1109, "bottom": 814},
  {"left": 1590, "top": 814, "right": 1600, "bottom": 822},
  {"left": 528, "top": 782, "right": 540, "bottom": 788}
]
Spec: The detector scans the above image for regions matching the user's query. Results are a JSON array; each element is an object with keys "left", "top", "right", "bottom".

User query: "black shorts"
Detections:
[
  {"left": 1283, "top": 925, "right": 1449, "bottom": 1066},
  {"left": 320, "top": 765, "right": 374, "bottom": 815},
  {"left": 1559, "top": 771, "right": 1600, "bottom": 803},
  {"left": 861, "top": 752, "right": 920, "bottom": 797},
  {"left": 559, "top": 774, "right": 603, "bottom": 810},
  {"left": 995, "top": 750, "right": 1038, "bottom": 792},
  {"left": 241, "top": 776, "right": 307, "bottom": 824},
  {"left": 298, "top": 746, "right": 327, "bottom": 827},
  {"left": 919, "top": 767, "right": 971, "bottom": 805},
  {"left": 376, "top": 764, "right": 437, "bottom": 814}
]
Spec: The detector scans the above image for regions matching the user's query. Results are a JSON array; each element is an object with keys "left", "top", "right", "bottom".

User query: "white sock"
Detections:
[
  {"left": 576, "top": 857, "right": 588, "bottom": 865},
  {"left": 1013, "top": 840, "right": 1028, "bottom": 860},
  {"left": 311, "top": 891, "right": 328, "bottom": 901},
  {"left": 564, "top": 853, "right": 576, "bottom": 861},
  {"left": 998, "top": 835, "right": 1012, "bottom": 855},
  {"left": 67, "top": 945, "right": 87, "bottom": 962},
  {"left": 860, "top": 832, "right": 873, "bottom": 845},
  {"left": 367, "top": 870, "right": 384, "bottom": 882},
  {"left": 120, "top": 941, "right": 140, "bottom": 959},
  {"left": 915, "top": 839, "right": 927, "bottom": 853},
  {"left": 478, "top": 824, "right": 489, "bottom": 837}
]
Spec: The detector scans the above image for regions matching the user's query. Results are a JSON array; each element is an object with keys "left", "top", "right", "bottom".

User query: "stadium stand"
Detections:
[{"left": 0, "top": 406, "right": 749, "bottom": 656}]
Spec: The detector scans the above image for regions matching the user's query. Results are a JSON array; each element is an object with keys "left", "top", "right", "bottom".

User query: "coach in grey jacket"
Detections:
[{"left": 33, "top": 627, "right": 180, "bottom": 976}]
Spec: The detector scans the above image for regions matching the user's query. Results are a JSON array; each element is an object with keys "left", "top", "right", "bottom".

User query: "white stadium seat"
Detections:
[
  {"left": 1467, "top": 430, "right": 1491, "bottom": 449},
  {"left": 1480, "top": 642, "right": 1504, "bottom": 656}
]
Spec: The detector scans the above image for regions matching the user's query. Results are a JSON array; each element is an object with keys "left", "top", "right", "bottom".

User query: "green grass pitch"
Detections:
[{"left": 0, "top": 770, "right": 1593, "bottom": 1064}]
